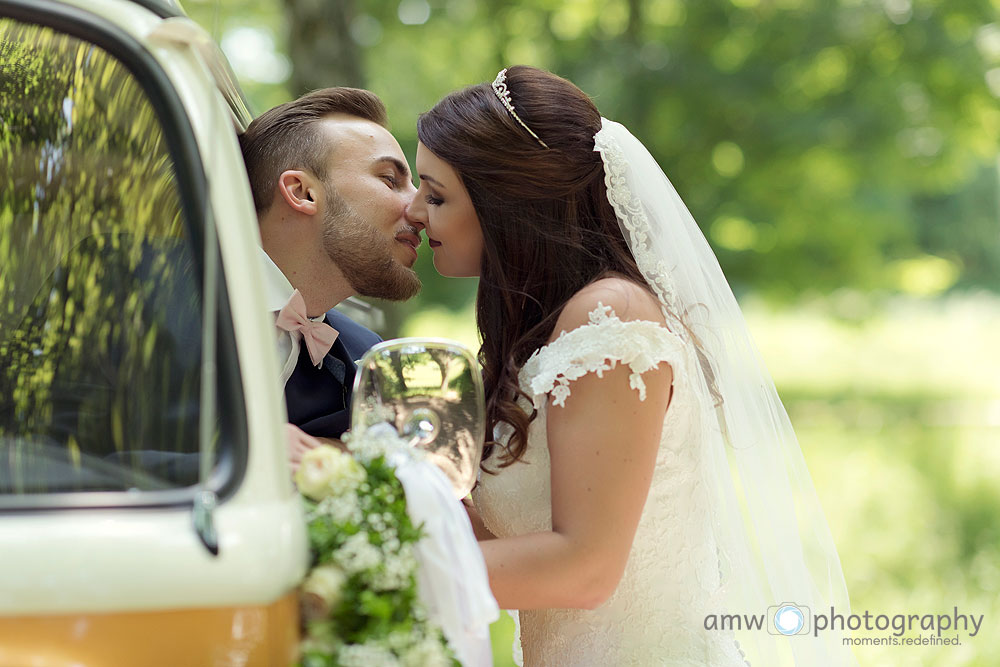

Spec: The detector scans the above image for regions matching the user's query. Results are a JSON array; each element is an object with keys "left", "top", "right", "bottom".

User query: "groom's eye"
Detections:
[{"left": 381, "top": 174, "right": 398, "bottom": 187}]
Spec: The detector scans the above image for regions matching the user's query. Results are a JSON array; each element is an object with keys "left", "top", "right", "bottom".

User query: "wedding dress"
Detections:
[
  {"left": 473, "top": 304, "right": 749, "bottom": 666},
  {"left": 470, "top": 117, "right": 855, "bottom": 666}
]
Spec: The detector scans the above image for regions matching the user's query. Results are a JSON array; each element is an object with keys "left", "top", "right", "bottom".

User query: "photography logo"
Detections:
[{"left": 768, "top": 603, "right": 811, "bottom": 636}]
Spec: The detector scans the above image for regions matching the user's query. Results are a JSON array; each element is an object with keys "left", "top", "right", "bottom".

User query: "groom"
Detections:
[{"left": 239, "top": 87, "right": 421, "bottom": 449}]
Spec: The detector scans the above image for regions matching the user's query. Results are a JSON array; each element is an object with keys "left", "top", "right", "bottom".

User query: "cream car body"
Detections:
[{"left": 0, "top": 0, "right": 308, "bottom": 663}]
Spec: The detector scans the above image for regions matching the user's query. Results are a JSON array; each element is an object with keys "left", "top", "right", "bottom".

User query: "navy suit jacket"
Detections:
[{"left": 283, "top": 308, "right": 381, "bottom": 439}]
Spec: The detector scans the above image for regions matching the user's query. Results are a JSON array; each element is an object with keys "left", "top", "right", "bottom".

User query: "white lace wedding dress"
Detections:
[{"left": 472, "top": 304, "right": 750, "bottom": 666}]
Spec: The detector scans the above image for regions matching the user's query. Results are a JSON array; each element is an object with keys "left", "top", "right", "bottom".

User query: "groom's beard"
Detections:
[{"left": 321, "top": 188, "right": 421, "bottom": 302}]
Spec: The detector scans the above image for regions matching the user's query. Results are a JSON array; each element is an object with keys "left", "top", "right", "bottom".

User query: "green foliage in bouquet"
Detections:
[{"left": 295, "top": 442, "right": 458, "bottom": 667}]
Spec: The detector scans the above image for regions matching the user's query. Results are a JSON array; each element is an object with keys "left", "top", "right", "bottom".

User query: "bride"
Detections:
[{"left": 405, "top": 65, "right": 856, "bottom": 666}]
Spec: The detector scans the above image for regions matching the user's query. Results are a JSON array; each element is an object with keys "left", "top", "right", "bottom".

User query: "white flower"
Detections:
[
  {"left": 400, "top": 633, "right": 451, "bottom": 667},
  {"left": 295, "top": 445, "right": 366, "bottom": 501},
  {"left": 335, "top": 531, "right": 383, "bottom": 574},
  {"left": 371, "top": 545, "right": 417, "bottom": 591},
  {"left": 297, "top": 430, "right": 455, "bottom": 666},
  {"left": 338, "top": 641, "right": 402, "bottom": 666},
  {"left": 345, "top": 423, "right": 414, "bottom": 463},
  {"left": 311, "top": 492, "right": 363, "bottom": 526},
  {"left": 302, "top": 562, "right": 347, "bottom": 608}
]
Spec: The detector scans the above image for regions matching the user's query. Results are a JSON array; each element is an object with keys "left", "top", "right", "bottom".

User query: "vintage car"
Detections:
[{"left": 0, "top": 0, "right": 324, "bottom": 663}]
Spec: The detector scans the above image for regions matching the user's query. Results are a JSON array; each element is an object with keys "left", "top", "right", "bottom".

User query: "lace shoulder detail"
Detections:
[{"left": 519, "top": 303, "right": 684, "bottom": 408}]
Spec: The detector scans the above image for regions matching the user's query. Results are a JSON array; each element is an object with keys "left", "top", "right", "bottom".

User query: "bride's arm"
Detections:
[
  {"left": 479, "top": 283, "right": 673, "bottom": 610},
  {"left": 463, "top": 497, "right": 496, "bottom": 541}
]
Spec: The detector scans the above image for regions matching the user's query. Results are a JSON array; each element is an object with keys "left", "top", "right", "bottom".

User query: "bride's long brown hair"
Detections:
[{"left": 417, "top": 66, "right": 651, "bottom": 471}]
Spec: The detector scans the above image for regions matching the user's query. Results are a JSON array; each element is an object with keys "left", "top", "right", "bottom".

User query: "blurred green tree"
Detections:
[
  {"left": 183, "top": 0, "right": 1000, "bottom": 330},
  {"left": 283, "top": 0, "right": 364, "bottom": 91}
]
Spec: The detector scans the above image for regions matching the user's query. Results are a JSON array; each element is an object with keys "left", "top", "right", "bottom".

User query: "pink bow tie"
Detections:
[{"left": 275, "top": 290, "right": 339, "bottom": 367}]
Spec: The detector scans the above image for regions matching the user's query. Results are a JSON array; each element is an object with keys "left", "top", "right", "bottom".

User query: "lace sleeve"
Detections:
[{"left": 519, "top": 303, "right": 686, "bottom": 408}]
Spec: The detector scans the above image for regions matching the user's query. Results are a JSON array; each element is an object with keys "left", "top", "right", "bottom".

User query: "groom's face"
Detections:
[{"left": 315, "top": 116, "right": 422, "bottom": 300}]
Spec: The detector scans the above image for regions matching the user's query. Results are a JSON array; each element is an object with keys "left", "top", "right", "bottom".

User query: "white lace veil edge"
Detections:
[{"left": 594, "top": 117, "right": 857, "bottom": 666}]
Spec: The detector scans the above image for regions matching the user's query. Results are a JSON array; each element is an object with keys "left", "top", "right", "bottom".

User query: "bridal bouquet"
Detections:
[{"left": 295, "top": 435, "right": 457, "bottom": 667}]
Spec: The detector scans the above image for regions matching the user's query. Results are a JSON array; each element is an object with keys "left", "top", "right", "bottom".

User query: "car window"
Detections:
[{"left": 0, "top": 17, "right": 217, "bottom": 495}]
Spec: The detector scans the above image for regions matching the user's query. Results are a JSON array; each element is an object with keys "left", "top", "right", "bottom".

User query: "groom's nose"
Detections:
[{"left": 400, "top": 180, "right": 417, "bottom": 208}]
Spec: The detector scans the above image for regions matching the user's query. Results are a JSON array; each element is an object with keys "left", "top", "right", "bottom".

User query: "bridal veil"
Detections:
[{"left": 594, "top": 117, "right": 857, "bottom": 665}]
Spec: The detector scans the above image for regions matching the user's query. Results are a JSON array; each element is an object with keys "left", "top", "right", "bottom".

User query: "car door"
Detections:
[{"left": 0, "top": 1, "right": 306, "bottom": 664}]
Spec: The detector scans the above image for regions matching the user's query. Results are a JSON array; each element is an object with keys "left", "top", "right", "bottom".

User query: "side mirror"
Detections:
[{"left": 350, "top": 338, "right": 485, "bottom": 498}]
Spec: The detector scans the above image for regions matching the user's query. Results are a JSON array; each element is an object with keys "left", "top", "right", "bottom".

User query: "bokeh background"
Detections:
[{"left": 180, "top": 1, "right": 999, "bottom": 664}]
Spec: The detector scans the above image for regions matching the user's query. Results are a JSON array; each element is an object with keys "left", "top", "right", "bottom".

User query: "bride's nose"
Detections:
[{"left": 404, "top": 198, "right": 426, "bottom": 229}]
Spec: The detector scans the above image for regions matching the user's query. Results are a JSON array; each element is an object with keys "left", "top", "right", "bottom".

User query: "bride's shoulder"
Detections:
[{"left": 549, "top": 277, "right": 665, "bottom": 343}]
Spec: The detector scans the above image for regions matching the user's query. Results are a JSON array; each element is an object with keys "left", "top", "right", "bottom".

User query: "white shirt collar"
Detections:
[{"left": 259, "top": 246, "right": 296, "bottom": 314}]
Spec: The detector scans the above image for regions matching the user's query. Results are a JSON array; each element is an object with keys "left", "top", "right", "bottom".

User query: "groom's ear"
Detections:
[{"left": 276, "top": 170, "right": 320, "bottom": 216}]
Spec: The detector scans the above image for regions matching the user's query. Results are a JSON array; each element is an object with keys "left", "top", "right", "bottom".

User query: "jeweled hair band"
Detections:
[{"left": 491, "top": 68, "right": 550, "bottom": 149}]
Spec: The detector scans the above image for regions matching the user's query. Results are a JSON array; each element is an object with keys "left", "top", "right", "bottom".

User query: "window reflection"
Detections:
[{"left": 0, "top": 19, "right": 205, "bottom": 494}]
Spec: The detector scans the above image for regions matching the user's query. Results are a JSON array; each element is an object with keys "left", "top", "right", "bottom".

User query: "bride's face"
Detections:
[{"left": 407, "top": 142, "right": 484, "bottom": 278}]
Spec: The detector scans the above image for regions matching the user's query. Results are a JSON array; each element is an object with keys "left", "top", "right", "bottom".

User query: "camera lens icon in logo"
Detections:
[
  {"left": 767, "top": 603, "right": 810, "bottom": 636},
  {"left": 775, "top": 606, "right": 804, "bottom": 634}
]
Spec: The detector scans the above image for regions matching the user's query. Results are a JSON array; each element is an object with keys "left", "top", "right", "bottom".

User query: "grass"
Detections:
[{"left": 403, "top": 293, "right": 1000, "bottom": 666}]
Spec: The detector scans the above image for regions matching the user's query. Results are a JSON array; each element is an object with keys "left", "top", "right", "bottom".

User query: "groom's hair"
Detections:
[{"left": 239, "top": 87, "right": 388, "bottom": 214}]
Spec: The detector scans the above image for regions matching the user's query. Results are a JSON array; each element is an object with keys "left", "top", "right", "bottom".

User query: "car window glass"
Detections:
[{"left": 0, "top": 18, "right": 210, "bottom": 495}]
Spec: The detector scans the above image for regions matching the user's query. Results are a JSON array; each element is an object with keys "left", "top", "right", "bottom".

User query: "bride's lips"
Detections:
[{"left": 427, "top": 235, "right": 442, "bottom": 248}]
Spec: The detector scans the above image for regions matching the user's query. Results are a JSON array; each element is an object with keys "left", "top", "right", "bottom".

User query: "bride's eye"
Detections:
[{"left": 425, "top": 194, "right": 443, "bottom": 206}]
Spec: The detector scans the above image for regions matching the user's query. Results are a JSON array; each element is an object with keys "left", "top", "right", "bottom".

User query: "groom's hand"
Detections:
[{"left": 285, "top": 424, "right": 346, "bottom": 473}]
